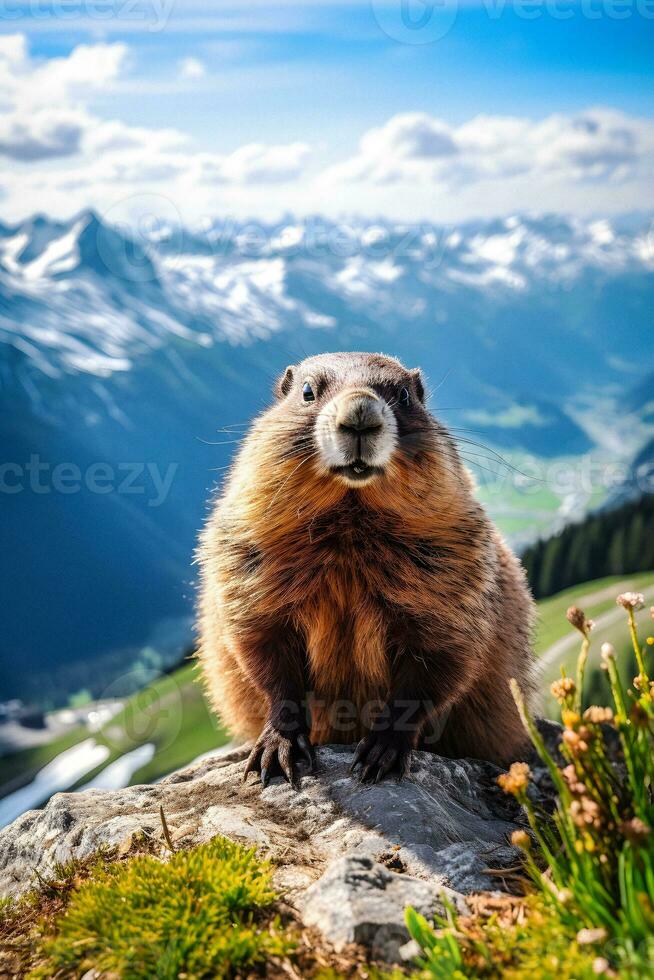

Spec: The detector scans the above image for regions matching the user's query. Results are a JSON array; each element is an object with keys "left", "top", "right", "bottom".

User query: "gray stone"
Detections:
[
  {"left": 302, "top": 855, "right": 442, "bottom": 960},
  {"left": 0, "top": 743, "right": 548, "bottom": 961}
]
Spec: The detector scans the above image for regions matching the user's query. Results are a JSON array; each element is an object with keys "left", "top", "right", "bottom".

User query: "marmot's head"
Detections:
[{"left": 273, "top": 352, "right": 432, "bottom": 487}]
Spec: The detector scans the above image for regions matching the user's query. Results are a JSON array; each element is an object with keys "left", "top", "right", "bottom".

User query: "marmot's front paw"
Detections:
[
  {"left": 243, "top": 725, "right": 314, "bottom": 789},
  {"left": 349, "top": 732, "right": 411, "bottom": 783}
]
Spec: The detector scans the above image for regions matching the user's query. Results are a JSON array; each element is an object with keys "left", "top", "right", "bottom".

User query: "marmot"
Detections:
[{"left": 198, "top": 352, "right": 536, "bottom": 786}]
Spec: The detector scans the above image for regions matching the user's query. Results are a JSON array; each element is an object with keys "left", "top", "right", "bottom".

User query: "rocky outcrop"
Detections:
[{"left": 0, "top": 742, "right": 550, "bottom": 962}]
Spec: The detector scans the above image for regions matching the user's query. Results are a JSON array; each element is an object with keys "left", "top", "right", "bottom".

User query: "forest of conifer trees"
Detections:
[{"left": 521, "top": 495, "right": 654, "bottom": 599}]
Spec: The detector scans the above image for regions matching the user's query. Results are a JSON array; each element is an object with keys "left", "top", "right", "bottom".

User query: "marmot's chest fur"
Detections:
[{"left": 297, "top": 543, "right": 392, "bottom": 683}]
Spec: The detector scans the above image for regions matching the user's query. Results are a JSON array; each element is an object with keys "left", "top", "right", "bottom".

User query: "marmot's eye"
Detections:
[
  {"left": 302, "top": 382, "right": 315, "bottom": 402},
  {"left": 399, "top": 387, "right": 411, "bottom": 408}
]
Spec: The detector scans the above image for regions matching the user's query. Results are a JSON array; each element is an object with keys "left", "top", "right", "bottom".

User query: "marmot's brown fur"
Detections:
[{"left": 198, "top": 352, "right": 536, "bottom": 786}]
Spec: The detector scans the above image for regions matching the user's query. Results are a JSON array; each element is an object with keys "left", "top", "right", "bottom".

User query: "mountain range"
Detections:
[{"left": 1, "top": 209, "right": 653, "bottom": 705}]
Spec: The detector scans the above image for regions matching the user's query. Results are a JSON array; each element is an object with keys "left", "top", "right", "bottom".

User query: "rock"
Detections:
[
  {"left": 301, "top": 854, "right": 447, "bottom": 961},
  {"left": 0, "top": 743, "right": 552, "bottom": 962}
]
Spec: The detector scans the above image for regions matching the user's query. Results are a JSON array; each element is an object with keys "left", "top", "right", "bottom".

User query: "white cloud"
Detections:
[
  {"left": 0, "top": 34, "right": 27, "bottom": 66},
  {"left": 323, "top": 108, "right": 654, "bottom": 189},
  {"left": 85, "top": 120, "right": 187, "bottom": 155},
  {"left": 192, "top": 142, "right": 311, "bottom": 184},
  {"left": 44, "top": 141, "right": 311, "bottom": 194},
  {"left": 2, "top": 34, "right": 653, "bottom": 224},
  {"left": 0, "top": 33, "right": 313, "bottom": 210},
  {"left": 0, "top": 109, "right": 88, "bottom": 161},
  {"left": 178, "top": 56, "right": 206, "bottom": 79},
  {"left": 0, "top": 38, "right": 128, "bottom": 111},
  {"left": 0, "top": 37, "right": 129, "bottom": 160},
  {"left": 326, "top": 113, "right": 458, "bottom": 184}
]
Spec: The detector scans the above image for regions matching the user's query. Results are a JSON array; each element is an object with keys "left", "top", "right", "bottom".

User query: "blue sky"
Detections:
[{"left": 1, "top": 1, "right": 653, "bottom": 223}]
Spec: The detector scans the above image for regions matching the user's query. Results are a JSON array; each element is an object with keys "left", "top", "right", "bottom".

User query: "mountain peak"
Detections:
[
  {"left": 73, "top": 208, "right": 103, "bottom": 232},
  {"left": 73, "top": 209, "right": 158, "bottom": 287}
]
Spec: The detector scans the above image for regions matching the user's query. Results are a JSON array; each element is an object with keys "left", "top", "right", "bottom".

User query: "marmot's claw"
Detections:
[
  {"left": 349, "top": 736, "right": 371, "bottom": 773},
  {"left": 243, "top": 749, "right": 259, "bottom": 783},
  {"left": 243, "top": 726, "right": 313, "bottom": 790},
  {"left": 350, "top": 734, "right": 409, "bottom": 783},
  {"left": 374, "top": 746, "right": 401, "bottom": 782},
  {"left": 296, "top": 733, "right": 314, "bottom": 770}
]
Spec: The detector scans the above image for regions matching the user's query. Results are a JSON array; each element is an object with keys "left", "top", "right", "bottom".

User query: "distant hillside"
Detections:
[
  {"left": 534, "top": 572, "right": 654, "bottom": 721},
  {"left": 522, "top": 494, "right": 654, "bottom": 599}
]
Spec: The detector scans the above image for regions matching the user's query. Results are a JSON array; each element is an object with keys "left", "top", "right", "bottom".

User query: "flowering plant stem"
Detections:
[
  {"left": 627, "top": 608, "right": 648, "bottom": 680},
  {"left": 574, "top": 632, "right": 590, "bottom": 714}
]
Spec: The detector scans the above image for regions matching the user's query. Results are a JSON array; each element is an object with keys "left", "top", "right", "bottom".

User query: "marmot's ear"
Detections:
[
  {"left": 411, "top": 368, "right": 425, "bottom": 403},
  {"left": 275, "top": 365, "right": 294, "bottom": 399}
]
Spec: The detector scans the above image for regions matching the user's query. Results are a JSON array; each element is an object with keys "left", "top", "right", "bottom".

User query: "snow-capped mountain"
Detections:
[
  {"left": 1, "top": 210, "right": 653, "bottom": 705},
  {"left": 2, "top": 210, "right": 653, "bottom": 390}
]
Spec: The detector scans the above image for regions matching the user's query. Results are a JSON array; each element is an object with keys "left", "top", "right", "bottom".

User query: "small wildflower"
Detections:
[
  {"left": 557, "top": 888, "right": 573, "bottom": 905},
  {"left": 633, "top": 674, "right": 648, "bottom": 692},
  {"left": 562, "top": 709, "right": 581, "bottom": 730},
  {"left": 562, "top": 764, "right": 587, "bottom": 794},
  {"left": 551, "top": 677, "right": 576, "bottom": 703},
  {"left": 593, "top": 957, "right": 617, "bottom": 977},
  {"left": 583, "top": 705, "right": 613, "bottom": 724},
  {"left": 569, "top": 797, "right": 601, "bottom": 830},
  {"left": 647, "top": 636, "right": 654, "bottom": 646},
  {"left": 600, "top": 642, "right": 615, "bottom": 664},
  {"left": 562, "top": 729, "right": 589, "bottom": 754},
  {"left": 567, "top": 606, "right": 592, "bottom": 634},
  {"left": 510, "top": 829, "right": 531, "bottom": 850},
  {"left": 621, "top": 817, "right": 651, "bottom": 845},
  {"left": 616, "top": 592, "right": 645, "bottom": 611},
  {"left": 577, "top": 927, "right": 607, "bottom": 946},
  {"left": 497, "top": 761, "right": 531, "bottom": 797}
]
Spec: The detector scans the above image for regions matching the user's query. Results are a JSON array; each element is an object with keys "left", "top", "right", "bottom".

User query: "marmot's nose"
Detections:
[{"left": 335, "top": 392, "right": 384, "bottom": 436}]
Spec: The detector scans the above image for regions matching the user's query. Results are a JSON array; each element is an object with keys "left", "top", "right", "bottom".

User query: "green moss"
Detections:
[{"left": 29, "top": 837, "right": 294, "bottom": 980}]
